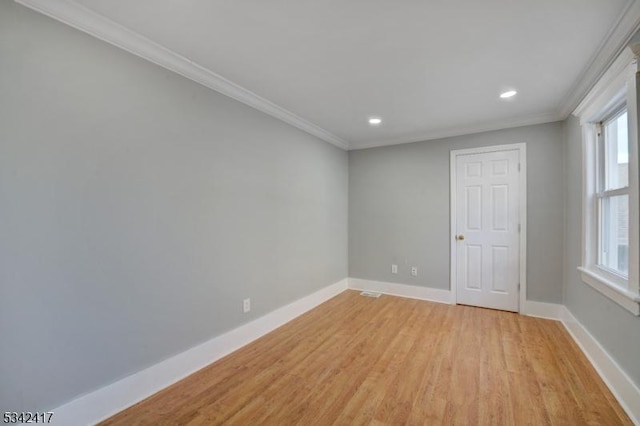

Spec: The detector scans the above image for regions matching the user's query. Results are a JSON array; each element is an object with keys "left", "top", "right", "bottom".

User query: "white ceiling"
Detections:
[{"left": 25, "top": 0, "right": 640, "bottom": 149}]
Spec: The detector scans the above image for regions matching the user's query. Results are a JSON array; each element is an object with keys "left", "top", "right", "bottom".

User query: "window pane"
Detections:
[
  {"left": 599, "top": 194, "right": 629, "bottom": 276},
  {"left": 603, "top": 111, "right": 628, "bottom": 190}
]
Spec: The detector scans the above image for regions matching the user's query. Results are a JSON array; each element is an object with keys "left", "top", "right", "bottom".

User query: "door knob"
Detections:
[{"left": 456, "top": 234, "right": 465, "bottom": 240}]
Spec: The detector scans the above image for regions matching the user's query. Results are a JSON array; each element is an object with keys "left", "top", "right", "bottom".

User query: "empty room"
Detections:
[{"left": 2, "top": 0, "right": 640, "bottom": 424}]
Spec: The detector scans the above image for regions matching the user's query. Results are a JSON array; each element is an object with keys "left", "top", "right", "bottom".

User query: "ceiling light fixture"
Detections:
[
  {"left": 368, "top": 117, "right": 382, "bottom": 125},
  {"left": 500, "top": 90, "right": 517, "bottom": 99}
]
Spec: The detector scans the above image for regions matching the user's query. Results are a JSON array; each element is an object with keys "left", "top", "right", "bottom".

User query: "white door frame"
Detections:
[{"left": 449, "top": 143, "right": 527, "bottom": 311}]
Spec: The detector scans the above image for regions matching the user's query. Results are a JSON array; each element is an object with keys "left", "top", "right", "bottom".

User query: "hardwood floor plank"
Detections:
[{"left": 100, "top": 291, "right": 632, "bottom": 426}]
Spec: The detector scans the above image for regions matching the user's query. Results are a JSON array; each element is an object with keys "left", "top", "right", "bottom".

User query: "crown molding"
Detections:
[
  {"left": 349, "top": 111, "right": 562, "bottom": 150},
  {"left": 558, "top": 0, "right": 640, "bottom": 119},
  {"left": 14, "top": 0, "right": 350, "bottom": 150},
  {"left": 573, "top": 46, "right": 636, "bottom": 122},
  {"left": 16, "top": 0, "right": 638, "bottom": 152}
]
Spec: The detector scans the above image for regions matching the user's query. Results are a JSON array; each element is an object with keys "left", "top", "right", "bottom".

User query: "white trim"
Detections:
[
  {"left": 350, "top": 112, "right": 560, "bottom": 151},
  {"left": 520, "top": 300, "right": 564, "bottom": 320},
  {"left": 348, "top": 280, "right": 640, "bottom": 424},
  {"left": 579, "top": 267, "right": 640, "bottom": 315},
  {"left": 573, "top": 48, "right": 634, "bottom": 123},
  {"left": 559, "top": 0, "right": 640, "bottom": 119},
  {"left": 627, "top": 53, "right": 640, "bottom": 299},
  {"left": 13, "top": 0, "right": 349, "bottom": 150},
  {"left": 574, "top": 46, "right": 640, "bottom": 315},
  {"left": 449, "top": 143, "right": 527, "bottom": 312},
  {"left": 560, "top": 307, "right": 640, "bottom": 425},
  {"left": 48, "top": 279, "right": 349, "bottom": 426},
  {"left": 347, "top": 278, "right": 451, "bottom": 305},
  {"left": 14, "top": 0, "right": 640, "bottom": 152},
  {"left": 48, "top": 280, "right": 640, "bottom": 426}
]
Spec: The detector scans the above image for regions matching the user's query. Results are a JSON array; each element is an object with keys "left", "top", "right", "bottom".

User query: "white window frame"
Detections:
[
  {"left": 574, "top": 46, "right": 640, "bottom": 315},
  {"left": 596, "top": 108, "right": 629, "bottom": 277}
]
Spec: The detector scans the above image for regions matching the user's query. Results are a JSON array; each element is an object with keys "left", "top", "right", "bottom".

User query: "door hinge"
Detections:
[
  {"left": 518, "top": 162, "right": 521, "bottom": 172},
  {"left": 518, "top": 223, "right": 521, "bottom": 233},
  {"left": 518, "top": 283, "right": 520, "bottom": 291}
]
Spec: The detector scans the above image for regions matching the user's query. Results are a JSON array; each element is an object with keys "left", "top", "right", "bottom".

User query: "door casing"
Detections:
[{"left": 449, "top": 143, "right": 527, "bottom": 311}]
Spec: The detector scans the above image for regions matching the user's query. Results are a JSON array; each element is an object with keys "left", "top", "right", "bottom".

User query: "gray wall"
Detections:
[
  {"left": 0, "top": 2, "right": 347, "bottom": 412},
  {"left": 349, "top": 122, "right": 564, "bottom": 303},
  {"left": 6, "top": 0, "right": 638, "bottom": 414},
  {"left": 563, "top": 115, "right": 640, "bottom": 387}
]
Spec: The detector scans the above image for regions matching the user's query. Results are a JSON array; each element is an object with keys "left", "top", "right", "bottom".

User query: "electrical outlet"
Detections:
[
  {"left": 411, "top": 267, "right": 418, "bottom": 277},
  {"left": 243, "top": 298, "right": 251, "bottom": 313},
  {"left": 391, "top": 264, "right": 398, "bottom": 274}
]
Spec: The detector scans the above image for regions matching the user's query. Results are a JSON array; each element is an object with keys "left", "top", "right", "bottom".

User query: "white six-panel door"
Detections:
[{"left": 453, "top": 147, "right": 522, "bottom": 312}]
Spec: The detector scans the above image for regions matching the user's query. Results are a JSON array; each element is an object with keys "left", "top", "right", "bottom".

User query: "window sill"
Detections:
[{"left": 578, "top": 267, "right": 640, "bottom": 315}]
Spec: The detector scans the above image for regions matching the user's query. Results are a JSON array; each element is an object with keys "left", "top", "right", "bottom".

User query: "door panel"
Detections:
[
  {"left": 466, "top": 245, "right": 482, "bottom": 290},
  {"left": 466, "top": 186, "right": 482, "bottom": 230},
  {"left": 455, "top": 149, "right": 520, "bottom": 312}
]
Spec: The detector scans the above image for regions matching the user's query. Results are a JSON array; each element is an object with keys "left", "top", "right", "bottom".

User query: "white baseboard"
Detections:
[
  {"left": 471, "top": 298, "right": 639, "bottom": 423},
  {"left": 47, "top": 278, "right": 639, "bottom": 426},
  {"left": 521, "top": 300, "right": 564, "bottom": 320},
  {"left": 348, "top": 277, "right": 451, "bottom": 304},
  {"left": 50, "top": 278, "right": 349, "bottom": 426},
  {"left": 560, "top": 307, "right": 640, "bottom": 425},
  {"left": 347, "top": 280, "right": 639, "bottom": 424}
]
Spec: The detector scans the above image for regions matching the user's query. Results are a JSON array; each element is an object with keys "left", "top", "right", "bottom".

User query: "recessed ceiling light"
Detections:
[
  {"left": 368, "top": 117, "right": 382, "bottom": 125},
  {"left": 500, "top": 90, "right": 517, "bottom": 99}
]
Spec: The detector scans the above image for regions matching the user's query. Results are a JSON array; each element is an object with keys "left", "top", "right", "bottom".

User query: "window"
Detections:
[
  {"left": 574, "top": 46, "right": 639, "bottom": 315},
  {"left": 597, "top": 109, "right": 629, "bottom": 277}
]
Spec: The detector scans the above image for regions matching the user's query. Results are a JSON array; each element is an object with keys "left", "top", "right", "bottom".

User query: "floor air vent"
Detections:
[{"left": 360, "top": 291, "right": 382, "bottom": 298}]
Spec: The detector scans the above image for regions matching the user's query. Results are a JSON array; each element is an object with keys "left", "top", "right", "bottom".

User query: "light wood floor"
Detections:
[{"left": 101, "top": 290, "right": 631, "bottom": 425}]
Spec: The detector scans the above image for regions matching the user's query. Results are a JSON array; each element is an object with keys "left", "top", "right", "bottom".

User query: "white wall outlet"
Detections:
[
  {"left": 243, "top": 298, "right": 251, "bottom": 313},
  {"left": 391, "top": 264, "right": 398, "bottom": 274},
  {"left": 411, "top": 267, "right": 418, "bottom": 277}
]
